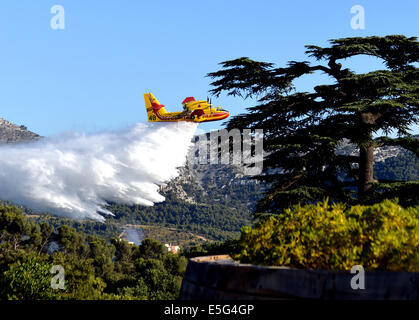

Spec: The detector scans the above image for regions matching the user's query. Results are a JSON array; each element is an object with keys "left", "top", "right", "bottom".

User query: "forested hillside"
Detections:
[
  {"left": 374, "top": 149, "right": 418, "bottom": 181},
  {"left": 0, "top": 204, "right": 187, "bottom": 300}
]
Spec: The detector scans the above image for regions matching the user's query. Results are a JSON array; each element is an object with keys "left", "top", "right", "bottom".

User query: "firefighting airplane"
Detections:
[{"left": 144, "top": 93, "right": 229, "bottom": 123}]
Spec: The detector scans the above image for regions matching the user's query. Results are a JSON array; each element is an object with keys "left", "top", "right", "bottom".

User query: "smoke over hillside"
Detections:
[
  {"left": 122, "top": 227, "right": 144, "bottom": 245},
  {"left": 0, "top": 122, "right": 197, "bottom": 221}
]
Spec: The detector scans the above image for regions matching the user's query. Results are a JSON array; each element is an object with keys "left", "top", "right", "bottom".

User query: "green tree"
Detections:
[
  {"left": 138, "top": 238, "right": 166, "bottom": 259},
  {"left": 208, "top": 35, "right": 419, "bottom": 213},
  {"left": 87, "top": 235, "right": 115, "bottom": 278},
  {"left": 51, "top": 252, "right": 107, "bottom": 299},
  {"left": 163, "top": 253, "right": 187, "bottom": 277},
  {"left": 135, "top": 258, "right": 182, "bottom": 300},
  {"left": 0, "top": 205, "right": 40, "bottom": 253},
  {"left": 38, "top": 223, "right": 53, "bottom": 254},
  {"left": 2, "top": 255, "right": 57, "bottom": 300},
  {"left": 56, "top": 225, "right": 88, "bottom": 258},
  {"left": 111, "top": 237, "right": 136, "bottom": 274}
]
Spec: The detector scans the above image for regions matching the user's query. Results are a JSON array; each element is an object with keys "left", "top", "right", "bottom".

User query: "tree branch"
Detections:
[{"left": 375, "top": 136, "right": 419, "bottom": 156}]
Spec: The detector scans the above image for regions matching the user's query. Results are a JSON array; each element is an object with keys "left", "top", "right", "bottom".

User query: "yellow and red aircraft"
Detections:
[{"left": 144, "top": 93, "right": 229, "bottom": 123}]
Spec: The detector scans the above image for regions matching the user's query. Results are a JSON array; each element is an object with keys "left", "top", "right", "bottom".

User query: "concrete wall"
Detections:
[{"left": 179, "top": 255, "right": 419, "bottom": 300}]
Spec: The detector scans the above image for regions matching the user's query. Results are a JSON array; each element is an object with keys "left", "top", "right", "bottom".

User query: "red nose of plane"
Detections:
[{"left": 221, "top": 110, "right": 229, "bottom": 120}]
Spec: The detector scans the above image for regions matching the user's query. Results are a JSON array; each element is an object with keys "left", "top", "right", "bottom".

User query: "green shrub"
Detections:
[
  {"left": 3, "top": 255, "right": 57, "bottom": 300},
  {"left": 233, "top": 199, "right": 419, "bottom": 271}
]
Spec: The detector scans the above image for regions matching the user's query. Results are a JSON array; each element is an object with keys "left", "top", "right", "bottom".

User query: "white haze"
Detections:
[
  {"left": 0, "top": 122, "right": 198, "bottom": 221},
  {"left": 123, "top": 227, "right": 144, "bottom": 245}
]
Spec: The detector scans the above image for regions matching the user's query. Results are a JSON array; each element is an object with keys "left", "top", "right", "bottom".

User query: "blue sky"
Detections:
[{"left": 0, "top": 0, "right": 417, "bottom": 136}]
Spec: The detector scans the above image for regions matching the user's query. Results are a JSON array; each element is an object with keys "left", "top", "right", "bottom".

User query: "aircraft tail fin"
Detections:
[{"left": 144, "top": 93, "right": 167, "bottom": 122}]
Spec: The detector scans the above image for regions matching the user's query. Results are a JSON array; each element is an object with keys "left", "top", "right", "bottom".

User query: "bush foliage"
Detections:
[{"left": 233, "top": 199, "right": 419, "bottom": 271}]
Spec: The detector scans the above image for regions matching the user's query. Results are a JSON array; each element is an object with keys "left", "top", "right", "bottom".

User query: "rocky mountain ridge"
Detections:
[
  {"left": 335, "top": 138, "right": 411, "bottom": 163},
  {"left": 0, "top": 118, "right": 40, "bottom": 143}
]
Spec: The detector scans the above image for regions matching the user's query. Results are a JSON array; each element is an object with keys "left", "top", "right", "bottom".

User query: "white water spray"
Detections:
[{"left": 0, "top": 122, "right": 198, "bottom": 221}]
